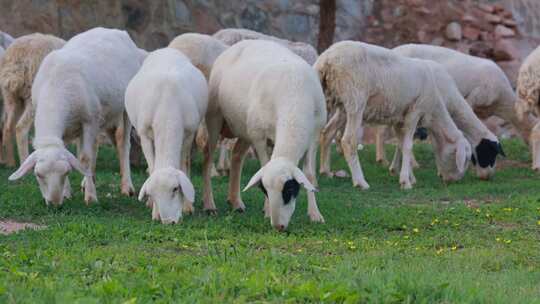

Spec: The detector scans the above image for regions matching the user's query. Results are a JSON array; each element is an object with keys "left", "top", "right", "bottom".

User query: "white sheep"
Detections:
[
  {"left": 0, "top": 33, "right": 65, "bottom": 167},
  {"left": 126, "top": 48, "right": 206, "bottom": 224},
  {"left": 8, "top": 27, "right": 145, "bottom": 206},
  {"left": 516, "top": 45, "right": 540, "bottom": 170},
  {"left": 204, "top": 40, "right": 326, "bottom": 230},
  {"left": 393, "top": 44, "right": 527, "bottom": 172},
  {"left": 316, "top": 41, "right": 473, "bottom": 189},
  {"left": 0, "top": 31, "right": 14, "bottom": 49},
  {"left": 398, "top": 60, "right": 503, "bottom": 180},
  {"left": 213, "top": 28, "right": 318, "bottom": 65}
]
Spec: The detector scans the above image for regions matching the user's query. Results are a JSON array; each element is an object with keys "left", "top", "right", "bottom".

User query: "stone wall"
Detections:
[
  {"left": 0, "top": 0, "right": 537, "bottom": 51},
  {"left": 0, "top": 0, "right": 367, "bottom": 50}
]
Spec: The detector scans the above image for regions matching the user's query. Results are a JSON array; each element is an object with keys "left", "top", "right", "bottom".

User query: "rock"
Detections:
[
  {"left": 493, "top": 4, "right": 505, "bottom": 13},
  {"left": 494, "top": 25, "right": 516, "bottom": 38},
  {"left": 478, "top": 3, "right": 495, "bottom": 13},
  {"left": 445, "top": 22, "right": 462, "bottom": 41},
  {"left": 462, "top": 14, "right": 477, "bottom": 24},
  {"left": 484, "top": 13, "right": 502, "bottom": 24},
  {"left": 503, "top": 19, "right": 517, "bottom": 28},
  {"left": 479, "top": 31, "right": 493, "bottom": 42},
  {"left": 462, "top": 26, "right": 481, "bottom": 40},
  {"left": 417, "top": 30, "right": 429, "bottom": 43},
  {"left": 493, "top": 39, "right": 519, "bottom": 61}
]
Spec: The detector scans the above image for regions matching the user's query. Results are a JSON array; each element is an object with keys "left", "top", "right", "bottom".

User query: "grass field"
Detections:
[{"left": 1, "top": 139, "right": 539, "bottom": 303}]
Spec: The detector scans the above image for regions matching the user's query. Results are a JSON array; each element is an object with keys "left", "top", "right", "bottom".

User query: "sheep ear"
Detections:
[
  {"left": 177, "top": 171, "right": 195, "bottom": 202},
  {"left": 243, "top": 166, "right": 265, "bottom": 192},
  {"left": 138, "top": 178, "right": 150, "bottom": 202},
  {"left": 292, "top": 167, "right": 318, "bottom": 192},
  {"left": 8, "top": 152, "right": 37, "bottom": 181},
  {"left": 456, "top": 140, "right": 469, "bottom": 173},
  {"left": 64, "top": 149, "right": 90, "bottom": 177}
]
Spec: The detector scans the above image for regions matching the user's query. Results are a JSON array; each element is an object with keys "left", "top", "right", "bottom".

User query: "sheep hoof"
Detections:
[
  {"left": 309, "top": 212, "right": 325, "bottom": 223},
  {"left": 121, "top": 184, "right": 135, "bottom": 197},
  {"left": 205, "top": 209, "right": 218, "bottom": 216},
  {"left": 84, "top": 193, "right": 98, "bottom": 205},
  {"left": 233, "top": 207, "right": 246, "bottom": 213},
  {"left": 400, "top": 182, "right": 412, "bottom": 190},
  {"left": 377, "top": 159, "right": 390, "bottom": 167},
  {"left": 227, "top": 200, "right": 246, "bottom": 212},
  {"left": 353, "top": 182, "right": 370, "bottom": 190},
  {"left": 532, "top": 166, "right": 540, "bottom": 172}
]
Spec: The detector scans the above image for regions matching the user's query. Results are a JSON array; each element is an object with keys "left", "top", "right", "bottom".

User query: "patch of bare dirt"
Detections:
[{"left": 0, "top": 220, "right": 46, "bottom": 235}]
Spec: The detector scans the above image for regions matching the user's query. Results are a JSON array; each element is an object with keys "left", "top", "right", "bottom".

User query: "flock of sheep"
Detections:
[{"left": 1, "top": 27, "right": 540, "bottom": 231}]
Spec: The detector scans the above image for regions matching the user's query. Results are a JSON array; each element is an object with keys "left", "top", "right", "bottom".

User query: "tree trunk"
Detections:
[{"left": 318, "top": 0, "right": 337, "bottom": 53}]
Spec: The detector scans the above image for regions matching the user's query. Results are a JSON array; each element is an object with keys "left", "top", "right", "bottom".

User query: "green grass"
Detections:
[{"left": 1, "top": 139, "right": 539, "bottom": 303}]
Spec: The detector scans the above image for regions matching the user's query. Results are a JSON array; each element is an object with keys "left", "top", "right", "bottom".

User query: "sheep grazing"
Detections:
[
  {"left": 0, "top": 33, "right": 65, "bottom": 167},
  {"left": 126, "top": 48, "right": 206, "bottom": 224},
  {"left": 213, "top": 28, "right": 318, "bottom": 65},
  {"left": 205, "top": 40, "right": 326, "bottom": 230},
  {"left": 393, "top": 44, "right": 521, "bottom": 174},
  {"left": 0, "top": 31, "right": 14, "bottom": 49},
  {"left": 516, "top": 46, "right": 540, "bottom": 170},
  {"left": 8, "top": 27, "right": 145, "bottom": 206},
  {"left": 316, "top": 41, "right": 472, "bottom": 189}
]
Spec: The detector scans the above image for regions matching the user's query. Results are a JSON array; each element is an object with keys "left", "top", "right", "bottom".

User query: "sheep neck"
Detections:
[
  {"left": 153, "top": 120, "right": 183, "bottom": 170},
  {"left": 425, "top": 104, "right": 463, "bottom": 144},
  {"left": 271, "top": 106, "right": 313, "bottom": 164},
  {"left": 34, "top": 100, "right": 68, "bottom": 148},
  {"left": 445, "top": 95, "right": 493, "bottom": 146}
]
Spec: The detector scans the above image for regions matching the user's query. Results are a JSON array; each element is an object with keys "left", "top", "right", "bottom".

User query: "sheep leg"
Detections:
[
  {"left": 1, "top": 93, "right": 21, "bottom": 167},
  {"left": 217, "top": 139, "right": 231, "bottom": 176},
  {"left": 389, "top": 142, "right": 402, "bottom": 175},
  {"left": 227, "top": 138, "right": 250, "bottom": 212},
  {"left": 139, "top": 133, "right": 155, "bottom": 208},
  {"left": 253, "top": 139, "right": 271, "bottom": 217},
  {"left": 180, "top": 133, "right": 195, "bottom": 214},
  {"left": 113, "top": 113, "right": 135, "bottom": 197},
  {"left": 319, "top": 108, "right": 343, "bottom": 177},
  {"left": 530, "top": 121, "right": 540, "bottom": 171},
  {"left": 15, "top": 99, "right": 33, "bottom": 163},
  {"left": 399, "top": 116, "right": 420, "bottom": 189},
  {"left": 139, "top": 133, "right": 155, "bottom": 175},
  {"left": 304, "top": 139, "right": 324, "bottom": 223},
  {"left": 341, "top": 106, "right": 369, "bottom": 190},
  {"left": 202, "top": 114, "right": 222, "bottom": 214},
  {"left": 80, "top": 124, "right": 98, "bottom": 204},
  {"left": 375, "top": 126, "right": 389, "bottom": 165}
]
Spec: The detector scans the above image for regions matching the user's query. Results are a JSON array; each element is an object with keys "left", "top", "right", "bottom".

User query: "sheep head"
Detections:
[
  {"left": 138, "top": 167, "right": 195, "bottom": 225},
  {"left": 243, "top": 158, "right": 317, "bottom": 231},
  {"left": 471, "top": 138, "right": 505, "bottom": 180},
  {"left": 430, "top": 130, "right": 472, "bottom": 182},
  {"left": 9, "top": 147, "right": 89, "bottom": 206}
]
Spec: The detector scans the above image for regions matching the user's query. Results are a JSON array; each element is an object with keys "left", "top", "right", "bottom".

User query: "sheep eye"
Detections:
[
  {"left": 172, "top": 186, "right": 180, "bottom": 194},
  {"left": 36, "top": 173, "right": 44, "bottom": 179}
]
